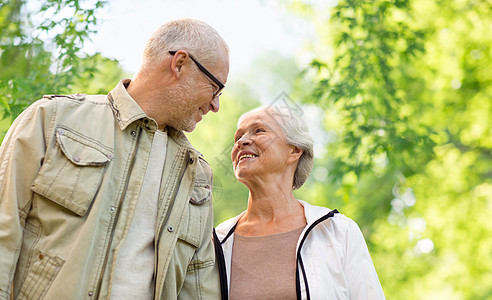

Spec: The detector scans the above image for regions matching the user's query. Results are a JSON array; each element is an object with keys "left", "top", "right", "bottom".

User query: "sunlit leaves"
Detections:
[
  {"left": 0, "top": 0, "right": 108, "bottom": 124},
  {"left": 289, "top": 0, "right": 492, "bottom": 298}
]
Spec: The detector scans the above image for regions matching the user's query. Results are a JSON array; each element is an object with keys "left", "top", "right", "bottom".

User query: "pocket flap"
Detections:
[
  {"left": 56, "top": 127, "right": 113, "bottom": 166},
  {"left": 31, "top": 127, "right": 113, "bottom": 216},
  {"left": 189, "top": 183, "right": 211, "bottom": 205}
]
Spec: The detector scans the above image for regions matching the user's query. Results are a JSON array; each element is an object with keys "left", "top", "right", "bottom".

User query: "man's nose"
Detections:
[
  {"left": 201, "top": 97, "right": 219, "bottom": 115},
  {"left": 210, "top": 96, "right": 219, "bottom": 113}
]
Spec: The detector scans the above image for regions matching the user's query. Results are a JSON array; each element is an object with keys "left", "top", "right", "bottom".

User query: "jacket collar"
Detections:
[
  {"left": 107, "top": 79, "right": 203, "bottom": 157},
  {"left": 166, "top": 126, "right": 203, "bottom": 156},
  {"left": 298, "top": 200, "right": 334, "bottom": 225},
  {"left": 215, "top": 200, "right": 335, "bottom": 241},
  {"left": 108, "top": 79, "right": 149, "bottom": 131}
]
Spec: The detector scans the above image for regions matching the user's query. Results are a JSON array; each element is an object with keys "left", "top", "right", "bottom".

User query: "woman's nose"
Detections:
[{"left": 236, "top": 135, "right": 251, "bottom": 147}]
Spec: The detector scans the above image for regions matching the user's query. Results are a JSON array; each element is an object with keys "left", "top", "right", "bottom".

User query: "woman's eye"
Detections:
[{"left": 255, "top": 128, "right": 265, "bottom": 134}]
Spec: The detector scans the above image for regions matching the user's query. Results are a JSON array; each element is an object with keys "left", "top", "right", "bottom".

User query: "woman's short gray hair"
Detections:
[
  {"left": 239, "top": 106, "right": 314, "bottom": 190},
  {"left": 142, "top": 18, "right": 229, "bottom": 69}
]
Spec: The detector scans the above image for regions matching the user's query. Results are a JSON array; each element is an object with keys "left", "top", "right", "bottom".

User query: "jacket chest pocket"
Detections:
[
  {"left": 178, "top": 181, "right": 212, "bottom": 248},
  {"left": 31, "top": 126, "right": 113, "bottom": 216}
]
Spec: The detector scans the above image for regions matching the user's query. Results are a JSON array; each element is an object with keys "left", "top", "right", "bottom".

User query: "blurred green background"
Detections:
[{"left": 1, "top": 0, "right": 491, "bottom": 299}]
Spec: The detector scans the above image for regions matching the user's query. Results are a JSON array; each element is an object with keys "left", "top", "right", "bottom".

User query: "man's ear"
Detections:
[{"left": 170, "top": 50, "right": 188, "bottom": 78}]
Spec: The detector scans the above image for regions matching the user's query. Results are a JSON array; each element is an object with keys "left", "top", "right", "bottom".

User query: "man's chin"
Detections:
[
  {"left": 181, "top": 121, "right": 197, "bottom": 133},
  {"left": 171, "top": 116, "right": 198, "bottom": 133}
]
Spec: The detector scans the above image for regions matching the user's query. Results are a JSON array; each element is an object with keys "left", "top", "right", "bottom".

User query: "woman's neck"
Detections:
[{"left": 235, "top": 185, "right": 306, "bottom": 236}]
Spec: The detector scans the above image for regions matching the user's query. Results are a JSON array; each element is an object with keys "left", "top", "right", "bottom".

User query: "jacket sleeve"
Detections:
[
  {"left": 344, "top": 220, "right": 386, "bottom": 299},
  {"left": 0, "top": 99, "right": 54, "bottom": 299}
]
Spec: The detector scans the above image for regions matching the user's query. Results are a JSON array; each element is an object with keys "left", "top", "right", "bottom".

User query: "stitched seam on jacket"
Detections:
[
  {"left": 60, "top": 98, "right": 108, "bottom": 105},
  {"left": 8, "top": 239, "right": 22, "bottom": 297},
  {"left": 196, "top": 253, "right": 203, "bottom": 300},
  {"left": 68, "top": 163, "right": 83, "bottom": 202},
  {"left": 17, "top": 222, "right": 42, "bottom": 297},
  {"left": 156, "top": 148, "right": 185, "bottom": 232},
  {"left": 91, "top": 126, "right": 141, "bottom": 298},
  {"left": 186, "top": 259, "right": 214, "bottom": 272},
  {"left": 56, "top": 125, "right": 113, "bottom": 155},
  {"left": 45, "top": 160, "right": 69, "bottom": 196},
  {"left": 19, "top": 253, "right": 63, "bottom": 298}
]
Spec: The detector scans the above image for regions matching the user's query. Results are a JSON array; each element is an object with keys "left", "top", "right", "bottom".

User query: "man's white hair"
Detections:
[{"left": 142, "top": 18, "right": 229, "bottom": 70}]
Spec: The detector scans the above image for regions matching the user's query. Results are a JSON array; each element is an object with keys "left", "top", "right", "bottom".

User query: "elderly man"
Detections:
[{"left": 0, "top": 18, "right": 229, "bottom": 299}]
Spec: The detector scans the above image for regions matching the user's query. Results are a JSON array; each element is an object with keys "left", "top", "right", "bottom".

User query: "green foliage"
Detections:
[
  {"left": 286, "top": 0, "right": 492, "bottom": 298},
  {"left": 0, "top": 0, "right": 126, "bottom": 141},
  {"left": 69, "top": 53, "right": 127, "bottom": 95},
  {"left": 305, "top": 0, "right": 434, "bottom": 180},
  {"left": 0, "top": 0, "right": 120, "bottom": 132}
]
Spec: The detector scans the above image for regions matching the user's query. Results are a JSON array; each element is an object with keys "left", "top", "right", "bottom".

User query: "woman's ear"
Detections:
[{"left": 288, "top": 146, "right": 303, "bottom": 163}]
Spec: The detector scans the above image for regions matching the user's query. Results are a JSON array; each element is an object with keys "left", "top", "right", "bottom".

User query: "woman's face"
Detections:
[{"left": 231, "top": 110, "right": 297, "bottom": 184}]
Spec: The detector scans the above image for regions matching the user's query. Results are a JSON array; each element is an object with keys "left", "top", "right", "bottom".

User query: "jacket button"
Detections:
[
  {"left": 39, "top": 253, "right": 44, "bottom": 260},
  {"left": 130, "top": 130, "right": 136, "bottom": 137},
  {"left": 188, "top": 157, "right": 194, "bottom": 164},
  {"left": 73, "top": 156, "right": 80, "bottom": 163},
  {"left": 88, "top": 291, "right": 94, "bottom": 297},
  {"left": 167, "top": 226, "right": 174, "bottom": 232}
]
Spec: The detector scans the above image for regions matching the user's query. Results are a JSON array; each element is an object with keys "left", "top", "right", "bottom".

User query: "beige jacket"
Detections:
[{"left": 0, "top": 80, "right": 220, "bottom": 299}]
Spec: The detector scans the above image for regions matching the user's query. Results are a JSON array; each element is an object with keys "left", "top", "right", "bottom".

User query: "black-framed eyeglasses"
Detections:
[{"left": 168, "top": 50, "right": 225, "bottom": 98}]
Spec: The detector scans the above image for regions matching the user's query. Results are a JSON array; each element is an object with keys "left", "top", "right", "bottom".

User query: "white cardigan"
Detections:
[{"left": 215, "top": 200, "right": 386, "bottom": 300}]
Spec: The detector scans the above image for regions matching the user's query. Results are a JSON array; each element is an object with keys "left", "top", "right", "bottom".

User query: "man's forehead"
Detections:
[{"left": 212, "top": 46, "right": 230, "bottom": 84}]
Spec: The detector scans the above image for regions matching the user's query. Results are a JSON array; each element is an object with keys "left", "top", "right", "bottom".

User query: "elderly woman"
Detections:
[{"left": 214, "top": 106, "right": 385, "bottom": 300}]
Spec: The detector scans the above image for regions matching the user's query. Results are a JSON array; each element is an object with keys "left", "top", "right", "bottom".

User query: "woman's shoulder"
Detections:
[
  {"left": 299, "top": 200, "right": 359, "bottom": 234},
  {"left": 215, "top": 212, "right": 244, "bottom": 240},
  {"left": 300, "top": 202, "right": 365, "bottom": 248}
]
